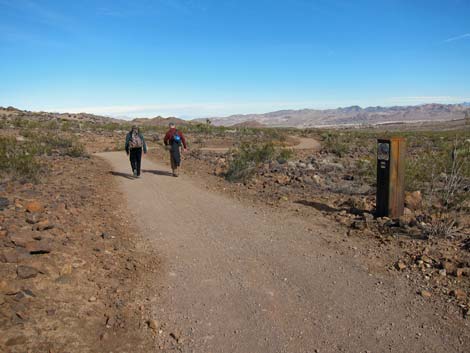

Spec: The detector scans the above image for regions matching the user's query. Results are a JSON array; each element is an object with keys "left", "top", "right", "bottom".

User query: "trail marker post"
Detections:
[{"left": 376, "top": 137, "right": 406, "bottom": 218}]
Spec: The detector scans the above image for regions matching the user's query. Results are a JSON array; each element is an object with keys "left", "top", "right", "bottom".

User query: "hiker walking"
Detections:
[
  {"left": 125, "top": 125, "right": 147, "bottom": 177},
  {"left": 164, "top": 122, "right": 187, "bottom": 177}
]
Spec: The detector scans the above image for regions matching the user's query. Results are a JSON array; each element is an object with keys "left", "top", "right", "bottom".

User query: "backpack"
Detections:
[
  {"left": 129, "top": 132, "right": 143, "bottom": 149},
  {"left": 172, "top": 130, "right": 182, "bottom": 145}
]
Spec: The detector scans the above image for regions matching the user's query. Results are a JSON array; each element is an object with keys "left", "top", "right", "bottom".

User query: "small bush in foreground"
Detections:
[
  {"left": 277, "top": 148, "right": 294, "bottom": 164},
  {"left": 321, "top": 132, "right": 350, "bottom": 157},
  {"left": 424, "top": 140, "right": 470, "bottom": 237},
  {"left": 21, "top": 130, "right": 88, "bottom": 157},
  {"left": 0, "top": 133, "right": 87, "bottom": 182},
  {"left": 225, "top": 142, "right": 276, "bottom": 182},
  {"left": 0, "top": 136, "right": 41, "bottom": 182}
]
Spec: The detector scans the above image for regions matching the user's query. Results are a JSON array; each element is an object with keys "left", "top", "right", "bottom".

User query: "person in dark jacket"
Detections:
[
  {"left": 125, "top": 125, "right": 147, "bottom": 177},
  {"left": 163, "top": 122, "right": 187, "bottom": 177}
]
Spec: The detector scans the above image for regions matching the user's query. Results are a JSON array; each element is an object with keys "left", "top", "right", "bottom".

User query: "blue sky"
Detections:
[{"left": 1, "top": 0, "right": 469, "bottom": 118}]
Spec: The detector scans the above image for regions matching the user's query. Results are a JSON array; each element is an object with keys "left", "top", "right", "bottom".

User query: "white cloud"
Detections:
[{"left": 444, "top": 33, "right": 470, "bottom": 43}]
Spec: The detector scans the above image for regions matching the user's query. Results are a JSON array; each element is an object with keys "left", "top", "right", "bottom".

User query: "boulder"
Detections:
[
  {"left": 320, "top": 161, "right": 344, "bottom": 172},
  {"left": 405, "top": 191, "right": 422, "bottom": 211},
  {"left": 351, "top": 220, "right": 366, "bottom": 230},
  {"left": 312, "top": 175, "right": 322, "bottom": 185},
  {"left": 0, "top": 248, "right": 30, "bottom": 263},
  {"left": 10, "top": 233, "right": 35, "bottom": 247},
  {"left": 0, "top": 197, "right": 9, "bottom": 210},
  {"left": 450, "top": 289, "right": 467, "bottom": 300},
  {"left": 275, "top": 175, "right": 291, "bottom": 185},
  {"left": 26, "top": 213, "right": 40, "bottom": 224},
  {"left": 25, "top": 200, "right": 44, "bottom": 213},
  {"left": 456, "top": 268, "right": 470, "bottom": 277},
  {"left": 35, "top": 219, "right": 54, "bottom": 231},
  {"left": 5, "top": 336, "right": 28, "bottom": 347},
  {"left": 395, "top": 261, "right": 407, "bottom": 271},
  {"left": 213, "top": 166, "right": 226, "bottom": 177},
  {"left": 420, "top": 290, "right": 432, "bottom": 298},
  {"left": 147, "top": 319, "right": 159, "bottom": 332},
  {"left": 441, "top": 261, "right": 457, "bottom": 275},
  {"left": 17, "top": 265, "right": 39, "bottom": 279},
  {"left": 399, "top": 214, "right": 415, "bottom": 227},
  {"left": 25, "top": 239, "right": 52, "bottom": 254}
]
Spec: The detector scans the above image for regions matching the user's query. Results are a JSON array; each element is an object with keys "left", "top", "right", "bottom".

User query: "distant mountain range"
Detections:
[
  {"left": 199, "top": 103, "right": 470, "bottom": 128},
  {"left": 2, "top": 103, "right": 469, "bottom": 129}
]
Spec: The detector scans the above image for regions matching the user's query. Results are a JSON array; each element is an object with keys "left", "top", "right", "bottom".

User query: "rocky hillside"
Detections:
[
  {"left": 0, "top": 107, "right": 193, "bottom": 128},
  {"left": 0, "top": 106, "right": 123, "bottom": 125},
  {"left": 202, "top": 103, "right": 470, "bottom": 128},
  {"left": 131, "top": 116, "right": 189, "bottom": 127}
]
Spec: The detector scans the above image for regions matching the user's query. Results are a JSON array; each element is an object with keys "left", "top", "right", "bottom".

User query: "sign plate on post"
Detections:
[{"left": 376, "top": 137, "right": 406, "bottom": 218}]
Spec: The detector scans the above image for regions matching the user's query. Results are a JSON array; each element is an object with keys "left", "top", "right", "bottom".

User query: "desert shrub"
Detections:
[
  {"left": 419, "top": 139, "right": 470, "bottom": 237},
  {"left": 0, "top": 130, "right": 88, "bottom": 182},
  {"left": 277, "top": 148, "right": 294, "bottom": 163},
  {"left": 44, "top": 119, "right": 60, "bottom": 130},
  {"left": 321, "top": 132, "right": 350, "bottom": 157},
  {"left": 406, "top": 137, "right": 470, "bottom": 191},
  {"left": 9, "top": 117, "right": 41, "bottom": 129},
  {"left": 0, "top": 136, "right": 41, "bottom": 182},
  {"left": 60, "top": 120, "right": 80, "bottom": 132},
  {"left": 114, "top": 140, "right": 126, "bottom": 151},
  {"left": 16, "top": 130, "right": 87, "bottom": 158},
  {"left": 185, "top": 123, "right": 228, "bottom": 136},
  {"left": 100, "top": 122, "right": 127, "bottom": 132},
  {"left": 225, "top": 142, "right": 276, "bottom": 182},
  {"left": 357, "top": 157, "right": 377, "bottom": 184}
]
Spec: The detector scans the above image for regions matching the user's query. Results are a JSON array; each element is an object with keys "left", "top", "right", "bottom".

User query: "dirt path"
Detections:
[
  {"left": 199, "top": 136, "right": 321, "bottom": 153},
  {"left": 98, "top": 151, "right": 468, "bottom": 353},
  {"left": 288, "top": 136, "right": 322, "bottom": 150}
]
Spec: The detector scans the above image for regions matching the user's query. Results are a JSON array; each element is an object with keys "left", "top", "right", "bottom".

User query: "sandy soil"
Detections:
[{"left": 99, "top": 151, "right": 470, "bottom": 353}]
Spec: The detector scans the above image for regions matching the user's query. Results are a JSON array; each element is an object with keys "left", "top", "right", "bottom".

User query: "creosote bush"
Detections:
[
  {"left": 225, "top": 142, "right": 276, "bottom": 182},
  {"left": 277, "top": 148, "right": 294, "bottom": 164},
  {"left": 0, "top": 132, "right": 87, "bottom": 183},
  {"left": 0, "top": 136, "right": 41, "bottom": 182},
  {"left": 20, "top": 130, "right": 87, "bottom": 158},
  {"left": 320, "top": 132, "right": 351, "bottom": 157},
  {"left": 424, "top": 139, "right": 470, "bottom": 237}
]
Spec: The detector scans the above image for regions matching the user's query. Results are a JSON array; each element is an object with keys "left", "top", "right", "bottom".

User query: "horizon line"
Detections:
[{"left": 2, "top": 99, "right": 469, "bottom": 121}]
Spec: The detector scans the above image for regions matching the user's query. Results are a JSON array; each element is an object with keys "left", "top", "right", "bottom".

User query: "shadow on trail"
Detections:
[
  {"left": 295, "top": 199, "right": 372, "bottom": 216},
  {"left": 142, "top": 169, "right": 173, "bottom": 177},
  {"left": 109, "top": 171, "right": 136, "bottom": 180},
  {"left": 295, "top": 200, "right": 343, "bottom": 213}
]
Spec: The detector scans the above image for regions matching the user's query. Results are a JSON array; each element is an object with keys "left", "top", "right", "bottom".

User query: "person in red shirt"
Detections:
[{"left": 163, "top": 122, "right": 188, "bottom": 177}]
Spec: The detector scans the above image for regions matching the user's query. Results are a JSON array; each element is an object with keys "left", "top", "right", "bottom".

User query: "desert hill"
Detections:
[
  {"left": 131, "top": 116, "right": 190, "bottom": 127},
  {"left": 200, "top": 103, "right": 470, "bottom": 128},
  {"left": 0, "top": 106, "right": 193, "bottom": 128},
  {"left": 0, "top": 106, "right": 121, "bottom": 125}
]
